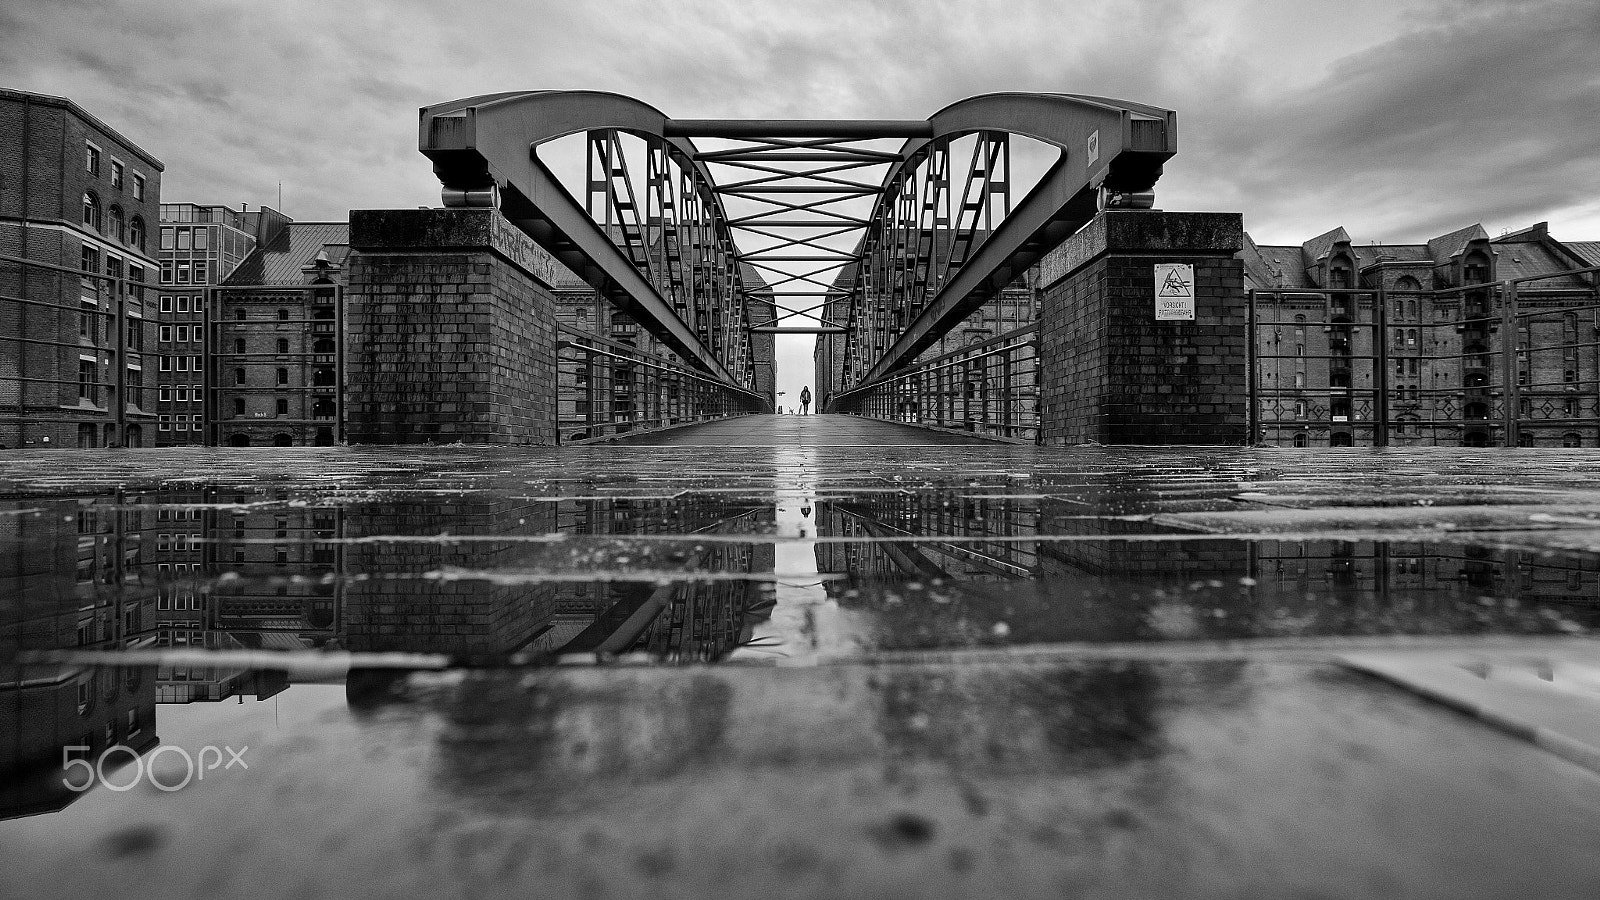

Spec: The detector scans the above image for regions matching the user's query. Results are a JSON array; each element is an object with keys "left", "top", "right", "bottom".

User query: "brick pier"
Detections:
[
  {"left": 344, "top": 207, "right": 561, "bottom": 445},
  {"left": 1037, "top": 210, "right": 1247, "bottom": 445}
]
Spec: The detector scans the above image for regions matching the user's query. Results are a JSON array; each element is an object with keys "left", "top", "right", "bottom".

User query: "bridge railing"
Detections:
[
  {"left": 556, "top": 325, "right": 767, "bottom": 444},
  {"left": 826, "top": 324, "right": 1038, "bottom": 443},
  {"left": 1249, "top": 265, "right": 1600, "bottom": 447}
]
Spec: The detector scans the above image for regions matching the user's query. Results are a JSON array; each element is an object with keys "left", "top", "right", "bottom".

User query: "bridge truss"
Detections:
[{"left": 419, "top": 91, "right": 1176, "bottom": 400}]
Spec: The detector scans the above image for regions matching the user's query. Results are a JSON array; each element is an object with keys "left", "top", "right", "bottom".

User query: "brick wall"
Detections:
[
  {"left": 344, "top": 208, "right": 559, "bottom": 445},
  {"left": 1038, "top": 211, "right": 1247, "bottom": 445}
]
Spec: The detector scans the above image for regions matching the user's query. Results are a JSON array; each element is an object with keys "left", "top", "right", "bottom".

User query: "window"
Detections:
[
  {"left": 176, "top": 229, "right": 190, "bottom": 250},
  {"left": 1292, "top": 432, "right": 1309, "bottom": 447},
  {"left": 158, "top": 414, "right": 170, "bottom": 431},
  {"left": 160, "top": 262, "right": 173, "bottom": 283},
  {"left": 235, "top": 338, "right": 247, "bottom": 354},
  {"left": 111, "top": 160, "right": 124, "bottom": 189},
  {"left": 190, "top": 355, "right": 200, "bottom": 371},
  {"left": 109, "top": 205, "right": 125, "bottom": 242},
  {"left": 160, "top": 295, "right": 172, "bottom": 313},
  {"left": 276, "top": 367, "right": 289, "bottom": 385},
  {"left": 161, "top": 227, "right": 174, "bottom": 250},
  {"left": 85, "top": 143, "right": 100, "bottom": 175},
  {"left": 176, "top": 388, "right": 188, "bottom": 403},
  {"left": 277, "top": 309, "right": 290, "bottom": 321},
  {"left": 313, "top": 338, "right": 335, "bottom": 354},
  {"left": 176, "top": 263, "right": 190, "bottom": 283},
  {"left": 177, "top": 296, "right": 189, "bottom": 313},
  {"left": 132, "top": 173, "right": 145, "bottom": 200},
  {"left": 1564, "top": 433, "right": 1582, "bottom": 448},
  {"left": 159, "top": 356, "right": 171, "bottom": 372},
  {"left": 233, "top": 398, "right": 245, "bottom": 417},
  {"left": 276, "top": 398, "right": 289, "bottom": 416},
  {"left": 82, "top": 192, "right": 102, "bottom": 230},
  {"left": 176, "top": 325, "right": 189, "bottom": 343},
  {"left": 176, "top": 356, "right": 188, "bottom": 372},
  {"left": 159, "top": 386, "right": 171, "bottom": 402},
  {"left": 78, "top": 359, "right": 99, "bottom": 403},
  {"left": 235, "top": 309, "right": 247, "bottom": 321},
  {"left": 234, "top": 368, "right": 245, "bottom": 385},
  {"left": 159, "top": 325, "right": 172, "bottom": 342},
  {"left": 312, "top": 367, "right": 334, "bottom": 387},
  {"left": 277, "top": 338, "right": 289, "bottom": 354}
]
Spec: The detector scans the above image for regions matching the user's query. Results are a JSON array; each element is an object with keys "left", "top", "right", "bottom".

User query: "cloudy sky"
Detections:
[{"left": 5, "top": 0, "right": 1598, "bottom": 399}]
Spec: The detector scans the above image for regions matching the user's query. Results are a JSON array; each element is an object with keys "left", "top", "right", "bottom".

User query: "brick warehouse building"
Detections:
[
  {"left": 0, "top": 88, "right": 164, "bottom": 448},
  {"left": 1246, "top": 221, "right": 1600, "bottom": 447},
  {"left": 208, "top": 221, "right": 349, "bottom": 447},
  {"left": 154, "top": 202, "right": 291, "bottom": 445}
]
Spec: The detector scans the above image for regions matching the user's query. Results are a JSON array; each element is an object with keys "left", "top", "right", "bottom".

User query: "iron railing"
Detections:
[
  {"left": 1249, "top": 266, "right": 1600, "bottom": 447},
  {"left": 826, "top": 324, "right": 1038, "bottom": 443},
  {"left": 556, "top": 325, "right": 768, "bottom": 443}
]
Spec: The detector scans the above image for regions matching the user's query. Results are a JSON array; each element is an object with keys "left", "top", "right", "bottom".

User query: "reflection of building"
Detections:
[
  {"left": 0, "top": 88, "right": 164, "bottom": 449},
  {"left": 1246, "top": 222, "right": 1600, "bottom": 447},
  {"left": 0, "top": 494, "right": 158, "bottom": 818}
]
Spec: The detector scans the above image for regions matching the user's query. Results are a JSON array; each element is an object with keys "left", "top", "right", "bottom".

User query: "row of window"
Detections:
[
  {"left": 160, "top": 260, "right": 211, "bottom": 284},
  {"left": 82, "top": 192, "right": 148, "bottom": 251},
  {"left": 85, "top": 142, "right": 147, "bottom": 199},
  {"left": 158, "top": 386, "right": 201, "bottom": 403},
  {"left": 158, "top": 295, "right": 204, "bottom": 313},
  {"left": 159, "top": 325, "right": 202, "bottom": 343},
  {"left": 158, "top": 414, "right": 203, "bottom": 431},
  {"left": 155, "top": 534, "right": 201, "bottom": 552},
  {"left": 157, "top": 356, "right": 205, "bottom": 372}
]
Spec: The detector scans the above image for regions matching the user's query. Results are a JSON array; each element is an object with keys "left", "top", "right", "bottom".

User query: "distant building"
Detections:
[
  {"left": 209, "top": 221, "right": 349, "bottom": 447},
  {"left": 153, "top": 202, "right": 290, "bottom": 445},
  {"left": 1245, "top": 221, "right": 1600, "bottom": 447},
  {"left": 0, "top": 87, "right": 164, "bottom": 448}
]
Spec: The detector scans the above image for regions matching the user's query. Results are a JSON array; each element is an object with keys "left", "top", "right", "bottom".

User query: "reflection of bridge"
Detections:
[{"left": 343, "top": 91, "right": 1248, "bottom": 446}]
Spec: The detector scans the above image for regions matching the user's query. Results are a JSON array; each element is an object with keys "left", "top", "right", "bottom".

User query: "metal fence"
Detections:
[
  {"left": 1249, "top": 266, "right": 1600, "bottom": 447},
  {"left": 556, "top": 325, "right": 768, "bottom": 443},
  {"left": 826, "top": 324, "right": 1038, "bottom": 443}
]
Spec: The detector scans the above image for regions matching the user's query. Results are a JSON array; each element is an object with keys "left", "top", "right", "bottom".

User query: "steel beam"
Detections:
[{"left": 666, "top": 120, "right": 932, "bottom": 138}]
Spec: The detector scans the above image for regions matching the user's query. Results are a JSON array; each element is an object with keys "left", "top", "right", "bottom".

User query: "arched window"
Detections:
[
  {"left": 82, "top": 192, "right": 102, "bottom": 230},
  {"left": 1564, "top": 432, "right": 1582, "bottom": 448},
  {"left": 1465, "top": 402, "right": 1489, "bottom": 420},
  {"left": 109, "top": 205, "right": 125, "bottom": 243},
  {"left": 129, "top": 216, "right": 146, "bottom": 252},
  {"left": 312, "top": 398, "right": 336, "bottom": 418},
  {"left": 229, "top": 433, "right": 251, "bottom": 447},
  {"left": 313, "top": 367, "right": 335, "bottom": 387},
  {"left": 234, "top": 368, "right": 246, "bottom": 385},
  {"left": 1463, "top": 431, "right": 1489, "bottom": 447},
  {"left": 313, "top": 338, "right": 335, "bottom": 354},
  {"left": 1330, "top": 432, "right": 1353, "bottom": 447},
  {"left": 1518, "top": 432, "right": 1535, "bottom": 447},
  {"left": 273, "top": 433, "right": 293, "bottom": 447},
  {"left": 1395, "top": 275, "right": 1421, "bottom": 292},
  {"left": 276, "top": 367, "right": 289, "bottom": 385},
  {"left": 1292, "top": 432, "right": 1309, "bottom": 448}
]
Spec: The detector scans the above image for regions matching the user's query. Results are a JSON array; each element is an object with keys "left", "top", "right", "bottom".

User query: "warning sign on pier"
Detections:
[{"left": 1153, "top": 263, "right": 1195, "bottom": 320}]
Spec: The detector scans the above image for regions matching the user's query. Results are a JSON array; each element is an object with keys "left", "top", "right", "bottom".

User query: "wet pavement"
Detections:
[{"left": 3, "top": 414, "right": 1600, "bottom": 898}]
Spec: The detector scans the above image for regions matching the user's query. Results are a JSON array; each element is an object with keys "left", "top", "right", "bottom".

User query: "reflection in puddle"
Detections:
[{"left": 4, "top": 449, "right": 1600, "bottom": 824}]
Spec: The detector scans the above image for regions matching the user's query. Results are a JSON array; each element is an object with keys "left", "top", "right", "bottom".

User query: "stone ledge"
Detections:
[
  {"left": 1038, "top": 210, "right": 1245, "bottom": 289},
  {"left": 349, "top": 207, "right": 571, "bottom": 288}
]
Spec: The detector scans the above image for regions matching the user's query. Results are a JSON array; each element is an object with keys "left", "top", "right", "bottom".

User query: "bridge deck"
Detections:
[{"left": 605, "top": 413, "right": 999, "bottom": 446}]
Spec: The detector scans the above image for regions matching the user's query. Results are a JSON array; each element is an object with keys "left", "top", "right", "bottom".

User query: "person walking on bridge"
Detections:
[{"left": 799, "top": 386, "right": 811, "bottom": 415}]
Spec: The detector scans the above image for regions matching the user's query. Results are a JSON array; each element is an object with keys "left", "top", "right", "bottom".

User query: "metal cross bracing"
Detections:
[{"left": 419, "top": 91, "right": 1177, "bottom": 404}]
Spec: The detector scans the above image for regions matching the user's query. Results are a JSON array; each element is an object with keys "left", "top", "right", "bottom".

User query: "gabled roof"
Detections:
[
  {"left": 1426, "top": 224, "right": 1490, "bottom": 263},
  {"left": 1240, "top": 233, "right": 1314, "bottom": 289},
  {"left": 1299, "top": 226, "right": 1351, "bottom": 268},
  {"left": 1352, "top": 244, "right": 1431, "bottom": 268},
  {"left": 222, "top": 222, "right": 349, "bottom": 285}
]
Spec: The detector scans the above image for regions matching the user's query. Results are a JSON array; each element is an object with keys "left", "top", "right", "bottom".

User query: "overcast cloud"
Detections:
[{"left": 5, "top": 0, "right": 1597, "bottom": 398}]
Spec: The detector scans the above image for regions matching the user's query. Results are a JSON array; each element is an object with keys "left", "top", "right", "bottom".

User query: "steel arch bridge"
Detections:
[{"left": 418, "top": 91, "right": 1176, "bottom": 403}]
